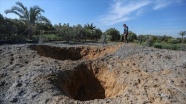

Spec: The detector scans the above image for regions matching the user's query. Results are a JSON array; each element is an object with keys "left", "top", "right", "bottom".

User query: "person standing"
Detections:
[{"left": 123, "top": 24, "right": 128, "bottom": 43}]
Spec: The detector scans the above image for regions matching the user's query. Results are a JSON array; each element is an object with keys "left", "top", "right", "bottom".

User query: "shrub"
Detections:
[
  {"left": 167, "top": 38, "right": 179, "bottom": 44},
  {"left": 128, "top": 31, "right": 137, "bottom": 42},
  {"left": 146, "top": 38, "right": 154, "bottom": 47},
  {"left": 154, "top": 43, "right": 162, "bottom": 49},
  {"left": 153, "top": 43, "right": 184, "bottom": 50},
  {"left": 105, "top": 28, "right": 120, "bottom": 41},
  {"left": 180, "top": 44, "right": 186, "bottom": 51},
  {"left": 162, "top": 44, "right": 180, "bottom": 50},
  {"left": 133, "top": 40, "right": 139, "bottom": 43}
]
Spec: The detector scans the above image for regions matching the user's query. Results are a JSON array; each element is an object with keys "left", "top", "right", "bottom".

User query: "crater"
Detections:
[
  {"left": 29, "top": 44, "right": 121, "bottom": 61},
  {"left": 49, "top": 62, "right": 125, "bottom": 101}
]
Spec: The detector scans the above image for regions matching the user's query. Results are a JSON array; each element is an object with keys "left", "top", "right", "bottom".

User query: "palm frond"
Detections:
[
  {"left": 84, "top": 23, "right": 96, "bottom": 30},
  {"left": 179, "top": 31, "right": 186, "bottom": 36},
  {"left": 38, "top": 15, "right": 51, "bottom": 24},
  {"left": 4, "top": 2, "right": 29, "bottom": 20},
  {"left": 16, "top": 2, "right": 29, "bottom": 20},
  {"left": 11, "top": 6, "right": 25, "bottom": 15},
  {"left": 4, "top": 10, "right": 23, "bottom": 17},
  {"left": 32, "top": 6, "right": 44, "bottom": 13},
  {"left": 29, "top": 6, "right": 45, "bottom": 24},
  {"left": 16, "top": 2, "right": 27, "bottom": 11},
  {"left": 24, "top": 7, "right": 29, "bottom": 21},
  {"left": 91, "top": 23, "right": 96, "bottom": 29}
]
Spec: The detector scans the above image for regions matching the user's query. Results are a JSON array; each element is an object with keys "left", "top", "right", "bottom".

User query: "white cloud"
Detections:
[
  {"left": 153, "top": 0, "right": 183, "bottom": 10},
  {"left": 153, "top": 0, "right": 172, "bottom": 10},
  {"left": 99, "top": 0, "right": 151, "bottom": 25},
  {"left": 99, "top": 0, "right": 183, "bottom": 26},
  {"left": 135, "top": 9, "right": 144, "bottom": 16},
  {"left": 154, "top": 2, "right": 169, "bottom": 10}
]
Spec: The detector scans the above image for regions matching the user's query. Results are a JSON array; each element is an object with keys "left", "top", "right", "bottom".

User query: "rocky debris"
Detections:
[{"left": 0, "top": 43, "right": 186, "bottom": 104}]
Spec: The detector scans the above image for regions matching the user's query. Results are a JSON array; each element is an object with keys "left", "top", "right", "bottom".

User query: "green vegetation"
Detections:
[
  {"left": 0, "top": 2, "right": 130, "bottom": 43},
  {"left": 179, "top": 31, "right": 186, "bottom": 43},
  {"left": 0, "top": 1, "right": 185, "bottom": 51},
  {"left": 105, "top": 28, "right": 120, "bottom": 41},
  {"left": 128, "top": 31, "right": 137, "bottom": 42},
  {"left": 136, "top": 35, "right": 186, "bottom": 51},
  {"left": 154, "top": 43, "right": 186, "bottom": 50},
  {"left": 4, "top": 2, "right": 51, "bottom": 39}
]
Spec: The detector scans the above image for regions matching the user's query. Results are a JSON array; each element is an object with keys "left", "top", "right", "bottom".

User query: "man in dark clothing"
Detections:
[{"left": 123, "top": 24, "right": 128, "bottom": 43}]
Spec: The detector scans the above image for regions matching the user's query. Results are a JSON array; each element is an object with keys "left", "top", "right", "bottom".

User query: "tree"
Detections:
[
  {"left": 128, "top": 31, "right": 137, "bottom": 42},
  {"left": 0, "top": 16, "right": 17, "bottom": 40},
  {"left": 0, "top": 14, "right": 5, "bottom": 39},
  {"left": 72, "top": 24, "right": 83, "bottom": 41},
  {"left": 5, "top": 2, "right": 51, "bottom": 39},
  {"left": 105, "top": 28, "right": 120, "bottom": 41},
  {"left": 84, "top": 23, "right": 96, "bottom": 40},
  {"left": 179, "top": 31, "right": 186, "bottom": 43},
  {"left": 81, "top": 28, "right": 91, "bottom": 41},
  {"left": 94, "top": 28, "right": 102, "bottom": 41},
  {"left": 55, "top": 23, "right": 74, "bottom": 43},
  {"left": 0, "top": 14, "right": 4, "bottom": 27}
]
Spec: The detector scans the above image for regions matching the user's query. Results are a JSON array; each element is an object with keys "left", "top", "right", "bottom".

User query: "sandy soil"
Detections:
[{"left": 0, "top": 43, "right": 186, "bottom": 104}]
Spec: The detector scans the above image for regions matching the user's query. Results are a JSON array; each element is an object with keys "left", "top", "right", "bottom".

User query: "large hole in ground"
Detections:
[
  {"left": 30, "top": 45, "right": 84, "bottom": 60},
  {"left": 50, "top": 62, "right": 125, "bottom": 101},
  {"left": 29, "top": 44, "right": 121, "bottom": 60}
]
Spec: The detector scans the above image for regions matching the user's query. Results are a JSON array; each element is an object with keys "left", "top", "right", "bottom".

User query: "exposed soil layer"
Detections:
[
  {"left": 51, "top": 62, "right": 124, "bottom": 101},
  {"left": 0, "top": 43, "right": 186, "bottom": 104},
  {"left": 29, "top": 44, "right": 121, "bottom": 60}
]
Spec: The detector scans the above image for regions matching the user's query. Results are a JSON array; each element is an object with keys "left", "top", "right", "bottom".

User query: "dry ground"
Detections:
[{"left": 0, "top": 43, "right": 186, "bottom": 104}]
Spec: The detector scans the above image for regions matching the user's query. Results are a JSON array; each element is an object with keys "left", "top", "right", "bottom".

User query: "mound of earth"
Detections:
[{"left": 0, "top": 43, "right": 185, "bottom": 104}]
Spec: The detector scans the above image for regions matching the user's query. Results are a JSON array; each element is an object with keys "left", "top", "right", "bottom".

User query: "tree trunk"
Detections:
[{"left": 28, "top": 24, "right": 33, "bottom": 40}]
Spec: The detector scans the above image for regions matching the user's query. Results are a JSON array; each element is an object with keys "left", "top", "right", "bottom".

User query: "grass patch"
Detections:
[
  {"left": 153, "top": 43, "right": 186, "bottom": 50},
  {"left": 33, "top": 34, "right": 62, "bottom": 41}
]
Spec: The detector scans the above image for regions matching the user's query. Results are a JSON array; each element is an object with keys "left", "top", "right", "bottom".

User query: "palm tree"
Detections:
[
  {"left": 5, "top": 2, "right": 51, "bottom": 39},
  {"left": 84, "top": 23, "right": 96, "bottom": 40},
  {"left": 84, "top": 23, "right": 96, "bottom": 31},
  {"left": 179, "top": 31, "right": 186, "bottom": 43}
]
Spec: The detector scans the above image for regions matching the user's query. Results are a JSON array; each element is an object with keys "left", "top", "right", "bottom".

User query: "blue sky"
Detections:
[{"left": 0, "top": 0, "right": 186, "bottom": 37}]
